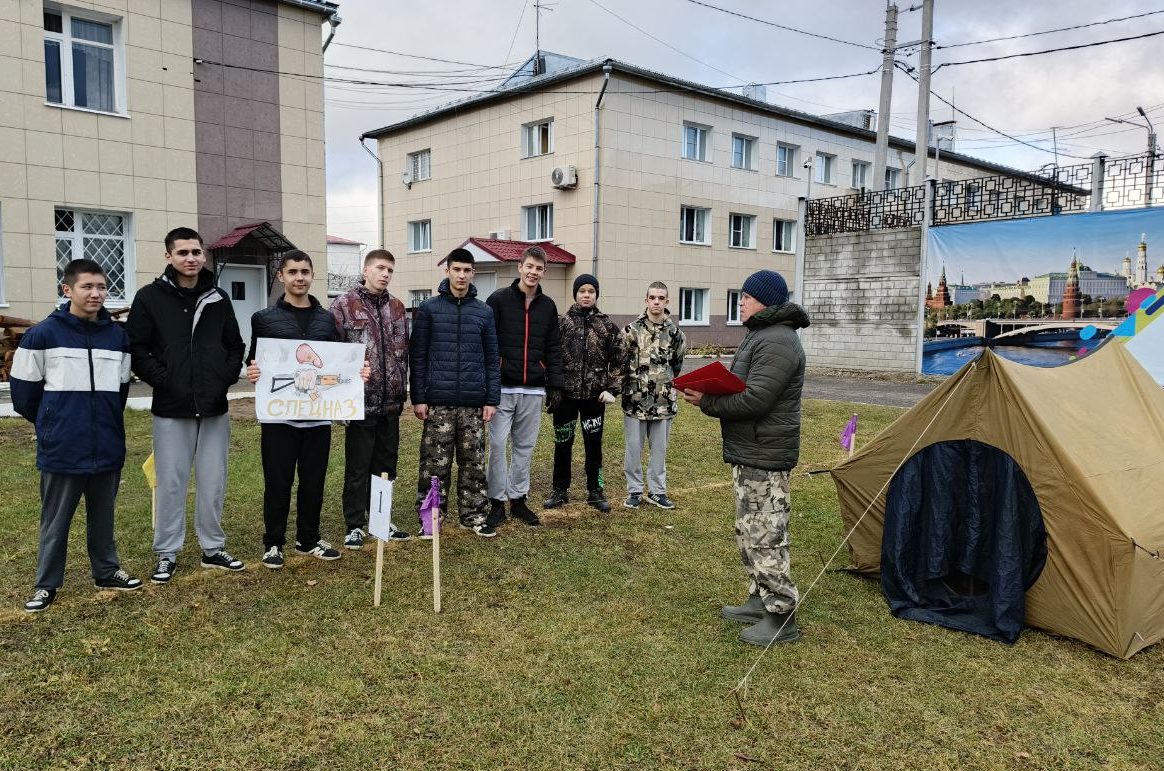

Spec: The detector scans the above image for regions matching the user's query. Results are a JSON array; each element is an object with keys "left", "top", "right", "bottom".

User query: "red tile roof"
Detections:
[
  {"left": 458, "top": 237, "right": 576, "bottom": 265},
  {"left": 208, "top": 222, "right": 296, "bottom": 252},
  {"left": 327, "top": 234, "right": 363, "bottom": 246}
]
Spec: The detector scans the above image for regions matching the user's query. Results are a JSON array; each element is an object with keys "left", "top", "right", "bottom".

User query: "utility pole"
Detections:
[
  {"left": 873, "top": 2, "right": 898, "bottom": 191},
  {"left": 1105, "top": 107, "right": 1157, "bottom": 205},
  {"left": 912, "top": 0, "right": 934, "bottom": 186}
]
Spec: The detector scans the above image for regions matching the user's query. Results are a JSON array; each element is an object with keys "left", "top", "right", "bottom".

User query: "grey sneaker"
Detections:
[
  {"left": 261, "top": 546, "right": 284, "bottom": 569},
  {"left": 295, "top": 540, "right": 341, "bottom": 561}
]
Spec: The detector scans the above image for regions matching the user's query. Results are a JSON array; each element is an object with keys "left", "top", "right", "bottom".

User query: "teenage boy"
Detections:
[
  {"left": 330, "top": 249, "right": 411, "bottom": 548},
  {"left": 246, "top": 251, "right": 371, "bottom": 568},
  {"left": 13, "top": 259, "right": 142, "bottom": 612},
  {"left": 127, "top": 227, "right": 247, "bottom": 583},
  {"left": 622, "top": 281, "right": 687, "bottom": 510},
  {"left": 410, "top": 249, "right": 501, "bottom": 537},
  {"left": 485, "top": 246, "right": 564, "bottom": 527},
  {"left": 682, "top": 270, "right": 810, "bottom": 646}
]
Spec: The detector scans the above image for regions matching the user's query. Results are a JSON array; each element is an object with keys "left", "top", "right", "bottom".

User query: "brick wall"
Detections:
[{"left": 800, "top": 228, "right": 922, "bottom": 372}]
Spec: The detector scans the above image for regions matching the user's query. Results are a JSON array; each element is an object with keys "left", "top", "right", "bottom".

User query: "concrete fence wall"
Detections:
[{"left": 800, "top": 228, "right": 922, "bottom": 372}]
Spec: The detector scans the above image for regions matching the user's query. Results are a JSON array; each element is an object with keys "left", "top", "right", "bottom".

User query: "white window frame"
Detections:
[
  {"left": 43, "top": 4, "right": 125, "bottom": 115},
  {"left": 731, "top": 133, "right": 757, "bottom": 170},
  {"left": 678, "top": 287, "right": 709, "bottom": 326},
  {"left": 54, "top": 207, "right": 134, "bottom": 305},
  {"left": 521, "top": 119, "right": 554, "bottom": 158},
  {"left": 884, "top": 167, "right": 901, "bottom": 190},
  {"left": 522, "top": 203, "right": 553, "bottom": 241},
  {"left": 681, "top": 122, "right": 710, "bottom": 162},
  {"left": 407, "top": 219, "right": 431, "bottom": 253},
  {"left": 409, "top": 289, "right": 431, "bottom": 307},
  {"left": 851, "top": 160, "right": 870, "bottom": 189},
  {"left": 726, "top": 289, "right": 741, "bottom": 325},
  {"left": 679, "top": 206, "right": 711, "bottom": 245},
  {"left": 772, "top": 219, "right": 796, "bottom": 253},
  {"left": 815, "top": 152, "right": 836, "bottom": 184},
  {"left": 728, "top": 213, "right": 756, "bottom": 249},
  {"left": 776, "top": 143, "right": 797, "bottom": 177},
  {"left": 407, "top": 149, "right": 431, "bottom": 182}
]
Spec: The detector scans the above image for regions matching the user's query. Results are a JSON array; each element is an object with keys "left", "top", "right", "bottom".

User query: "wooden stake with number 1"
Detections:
[{"left": 373, "top": 472, "right": 387, "bottom": 608}]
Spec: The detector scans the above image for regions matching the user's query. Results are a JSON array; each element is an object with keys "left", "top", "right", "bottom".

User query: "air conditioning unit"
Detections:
[
  {"left": 401, "top": 169, "right": 414, "bottom": 188},
  {"left": 488, "top": 229, "right": 510, "bottom": 240},
  {"left": 551, "top": 165, "right": 577, "bottom": 189}
]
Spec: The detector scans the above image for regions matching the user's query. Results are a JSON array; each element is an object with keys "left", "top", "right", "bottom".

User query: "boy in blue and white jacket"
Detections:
[{"left": 10, "top": 259, "right": 141, "bottom": 612}]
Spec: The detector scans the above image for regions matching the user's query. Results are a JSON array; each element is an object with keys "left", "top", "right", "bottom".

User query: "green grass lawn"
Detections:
[{"left": 0, "top": 399, "right": 1160, "bottom": 770}]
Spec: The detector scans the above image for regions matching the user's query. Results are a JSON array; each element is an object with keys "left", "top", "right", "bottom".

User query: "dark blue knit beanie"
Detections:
[
  {"left": 573, "top": 273, "right": 599, "bottom": 298},
  {"left": 742, "top": 270, "right": 788, "bottom": 307}
]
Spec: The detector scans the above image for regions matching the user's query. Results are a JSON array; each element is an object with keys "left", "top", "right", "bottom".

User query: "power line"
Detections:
[
  {"left": 503, "top": 0, "right": 530, "bottom": 68},
  {"left": 937, "top": 9, "right": 1164, "bottom": 49},
  {"left": 933, "top": 28, "right": 1164, "bottom": 72},
  {"left": 683, "top": 0, "right": 880, "bottom": 51},
  {"left": 329, "top": 41, "right": 522, "bottom": 70}
]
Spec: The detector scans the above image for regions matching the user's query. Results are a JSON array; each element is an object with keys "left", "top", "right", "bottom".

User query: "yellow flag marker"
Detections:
[{"left": 142, "top": 452, "right": 157, "bottom": 529}]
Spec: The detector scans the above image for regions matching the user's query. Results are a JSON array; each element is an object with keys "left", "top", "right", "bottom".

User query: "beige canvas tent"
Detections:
[{"left": 832, "top": 342, "right": 1164, "bottom": 658}]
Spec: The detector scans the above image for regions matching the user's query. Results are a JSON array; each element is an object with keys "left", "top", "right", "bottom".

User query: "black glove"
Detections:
[{"left": 545, "top": 387, "right": 563, "bottom": 413}]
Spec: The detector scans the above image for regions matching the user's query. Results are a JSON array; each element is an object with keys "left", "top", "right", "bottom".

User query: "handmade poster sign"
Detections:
[{"left": 254, "top": 339, "right": 365, "bottom": 421}]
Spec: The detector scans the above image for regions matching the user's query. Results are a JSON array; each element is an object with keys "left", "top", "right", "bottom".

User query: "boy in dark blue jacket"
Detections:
[
  {"left": 11, "top": 259, "right": 141, "bottom": 612},
  {"left": 409, "top": 249, "right": 501, "bottom": 537}
]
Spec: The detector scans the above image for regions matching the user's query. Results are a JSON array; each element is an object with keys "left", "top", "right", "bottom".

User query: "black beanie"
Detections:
[{"left": 573, "top": 273, "right": 599, "bottom": 299}]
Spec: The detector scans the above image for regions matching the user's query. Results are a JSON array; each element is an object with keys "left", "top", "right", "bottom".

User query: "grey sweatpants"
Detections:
[
  {"left": 487, "top": 391, "right": 544, "bottom": 500},
  {"left": 34, "top": 470, "right": 122, "bottom": 590},
  {"left": 623, "top": 416, "right": 673, "bottom": 495},
  {"left": 152, "top": 414, "right": 231, "bottom": 560}
]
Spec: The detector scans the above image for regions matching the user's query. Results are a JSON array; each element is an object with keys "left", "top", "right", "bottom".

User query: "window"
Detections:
[
  {"left": 54, "top": 208, "right": 130, "bottom": 301},
  {"left": 776, "top": 143, "right": 796, "bottom": 176},
  {"left": 941, "top": 179, "right": 956, "bottom": 206},
  {"left": 43, "top": 7, "right": 121, "bottom": 113},
  {"left": 681, "top": 122, "right": 709, "bottom": 161},
  {"left": 728, "top": 213, "right": 755, "bottom": 249},
  {"left": 409, "top": 289, "right": 431, "bottom": 307},
  {"left": 884, "top": 167, "right": 901, "bottom": 190},
  {"left": 815, "top": 152, "right": 835, "bottom": 184},
  {"left": 726, "top": 289, "right": 741, "bottom": 325},
  {"left": 408, "top": 220, "right": 431, "bottom": 253},
  {"left": 731, "top": 134, "right": 756, "bottom": 170},
  {"left": 772, "top": 219, "right": 796, "bottom": 253},
  {"left": 679, "top": 287, "right": 709, "bottom": 325},
  {"left": 852, "top": 161, "right": 870, "bottom": 189},
  {"left": 679, "top": 206, "right": 710, "bottom": 245},
  {"left": 522, "top": 204, "right": 553, "bottom": 240},
  {"left": 521, "top": 119, "right": 553, "bottom": 158},
  {"left": 407, "top": 149, "right": 431, "bottom": 182}
]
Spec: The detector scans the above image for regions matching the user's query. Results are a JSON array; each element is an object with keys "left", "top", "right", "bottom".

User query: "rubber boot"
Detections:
[
  {"left": 739, "top": 609, "right": 802, "bottom": 646},
  {"left": 721, "top": 593, "right": 765, "bottom": 623}
]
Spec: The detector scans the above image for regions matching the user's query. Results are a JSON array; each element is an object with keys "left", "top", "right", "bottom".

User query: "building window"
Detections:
[
  {"left": 681, "top": 122, "right": 709, "bottom": 161},
  {"left": 407, "top": 149, "right": 431, "bottom": 182},
  {"left": 679, "top": 206, "right": 710, "bottom": 245},
  {"left": 852, "top": 161, "right": 870, "bottom": 189},
  {"left": 54, "top": 208, "right": 130, "bottom": 301},
  {"left": 728, "top": 213, "right": 756, "bottom": 249},
  {"left": 522, "top": 204, "right": 553, "bottom": 240},
  {"left": 815, "top": 152, "right": 835, "bottom": 184},
  {"left": 731, "top": 134, "right": 756, "bottom": 170},
  {"left": 726, "top": 289, "right": 741, "bottom": 325},
  {"left": 521, "top": 119, "right": 553, "bottom": 158},
  {"left": 885, "top": 167, "right": 901, "bottom": 190},
  {"left": 966, "top": 183, "right": 981, "bottom": 212},
  {"left": 43, "top": 7, "right": 122, "bottom": 113},
  {"left": 776, "top": 143, "right": 796, "bottom": 176},
  {"left": 408, "top": 220, "right": 431, "bottom": 253},
  {"left": 409, "top": 289, "right": 431, "bottom": 307},
  {"left": 773, "top": 219, "right": 796, "bottom": 253},
  {"left": 679, "top": 287, "right": 709, "bottom": 325}
]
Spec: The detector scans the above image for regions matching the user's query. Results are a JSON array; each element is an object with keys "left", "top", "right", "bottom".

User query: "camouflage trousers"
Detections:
[
  {"left": 416, "top": 406, "right": 489, "bottom": 527},
  {"left": 732, "top": 465, "right": 799, "bottom": 613}
]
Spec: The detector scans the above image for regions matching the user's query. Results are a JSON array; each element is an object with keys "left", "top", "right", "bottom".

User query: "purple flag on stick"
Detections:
[
  {"left": 420, "top": 476, "right": 441, "bottom": 536},
  {"left": 839, "top": 413, "right": 858, "bottom": 451}
]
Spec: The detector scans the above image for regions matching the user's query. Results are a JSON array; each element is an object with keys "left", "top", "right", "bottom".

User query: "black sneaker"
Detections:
[
  {"left": 459, "top": 518, "right": 497, "bottom": 538},
  {"left": 509, "top": 497, "right": 541, "bottom": 526},
  {"left": 201, "top": 549, "right": 245, "bottom": 572},
  {"left": 646, "top": 492, "right": 676, "bottom": 510},
  {"left": 262, "top": 546, "right": 284, "bottom": 569},
  {"left": 487, "top": 499, "right": 507, "bottom": 528},
  {"left": 386, "top": 525, "right": 411, "bottom": 542},
  {"left": 24, "top": 588, "right": 56, "bottom": 613},
  {"left": 295, "top": 540, "right": 341, "bottom": 560},
  {"left": 94, "top": 569, "right": 143, "bottom": 591},
  {"left": 624, "top": 492, "right": 642, "bottom": 509},
  {"left": 543, "top": 488, "right": 569, "bottom": 509},
  {"left": 152, "top": 557, "right": 176, "bottom": 584},
  {"left": 586, "top": 488, "right": 611, "bottom": 513},
  {"left": 344, "top": 528, "right": 366, "bottom": 549}
]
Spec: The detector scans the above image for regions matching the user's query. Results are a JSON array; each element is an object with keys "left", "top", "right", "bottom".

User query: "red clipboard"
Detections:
[{"left": 673, "top": 361, "right": 745, "bottom": 395}]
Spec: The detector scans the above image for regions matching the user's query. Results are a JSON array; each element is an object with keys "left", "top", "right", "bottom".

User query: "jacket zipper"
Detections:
[
  {"left": 580, "top": 312, "right": 589, "bottom": 397},
  {"left": 522, "top": 299, "right": 531, "bottom": 384},
  {"left": 455, "top": 296, "right": 463, "bottom": 404},
  {"left": 370, "top": 294, "right": 388, "bottom": 410},
  {"left": 86, "top": 323, "right": 97, "bottom": 471},
  {"left": 190, "top": 290, "right": 204, "bottom": 417}
]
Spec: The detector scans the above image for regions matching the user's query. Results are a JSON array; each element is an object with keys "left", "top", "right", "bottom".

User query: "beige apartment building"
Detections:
[
  {"left": 364, "top": 53, "right": 1029, "bottom": 344},
  {"left": 0, "top": 0, "right": 335, "bottom": 344}
]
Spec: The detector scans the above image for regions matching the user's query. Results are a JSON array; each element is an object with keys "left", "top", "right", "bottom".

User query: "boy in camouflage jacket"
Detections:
[{"left": 621, "top": 282, "right": 686, "bottom": 510}]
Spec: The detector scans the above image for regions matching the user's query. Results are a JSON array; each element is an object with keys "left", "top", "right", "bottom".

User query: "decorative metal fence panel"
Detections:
[{"left": 806, "top": 185, "right": 927, "bottom": 235}]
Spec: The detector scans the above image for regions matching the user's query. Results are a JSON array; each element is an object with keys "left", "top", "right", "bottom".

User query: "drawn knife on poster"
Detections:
[{"left": 254, "top": 339, "right": 366, "bottom": 420}]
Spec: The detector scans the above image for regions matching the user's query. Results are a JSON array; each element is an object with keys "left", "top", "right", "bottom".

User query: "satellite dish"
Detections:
[{"left": 401, "top": 170, "right": 414, "bottom": 188}]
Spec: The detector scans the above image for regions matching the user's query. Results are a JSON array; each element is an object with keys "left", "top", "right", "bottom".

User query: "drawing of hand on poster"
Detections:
[{"left": 254, "top": 338, "right": 366, "bottom": 421}]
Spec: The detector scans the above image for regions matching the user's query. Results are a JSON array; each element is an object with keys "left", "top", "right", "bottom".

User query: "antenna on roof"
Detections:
[{"left": 533, "top": 0, "right": 555, "bottom": 74}]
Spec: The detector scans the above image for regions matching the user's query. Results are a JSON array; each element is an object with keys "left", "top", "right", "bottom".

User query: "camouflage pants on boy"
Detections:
[
  {"left": 416, "top": 406, "right": 489, "bottom": 527},
  {"left": 732, "top": 464, "right": 799, "bottom": 613}
]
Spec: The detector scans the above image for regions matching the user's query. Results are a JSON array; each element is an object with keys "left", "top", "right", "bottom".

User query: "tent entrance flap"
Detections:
[{"left": 880, "top": 440, "right": 1047, "bottom": 644}]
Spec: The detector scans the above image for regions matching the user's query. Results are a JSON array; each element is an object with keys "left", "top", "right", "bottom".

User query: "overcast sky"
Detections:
[{"left": 319, "top": 0, "right": 1164, "bottom": 247}]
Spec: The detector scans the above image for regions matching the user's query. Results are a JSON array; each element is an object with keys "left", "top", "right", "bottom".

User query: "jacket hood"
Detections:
[
  {"left": 437, "top": 277, "right": 478, "bottom": 299},
  {"left": 745, "top": 302, "right": 810, "bottom": 331},
  {"left": 50, "top": 306, "right": 114, "bottom": 329},
  {"left": 507, "top": 278, "right": 544, "bottom": 298},
  {"left": 568, "top": 303, "right": 605, "bottom": 319},
  {"left": 276, "top": 294, "right": 324, "bottom": 312},
  {"left": 635, "top": 310, "right": 674, "bottom": 327}
]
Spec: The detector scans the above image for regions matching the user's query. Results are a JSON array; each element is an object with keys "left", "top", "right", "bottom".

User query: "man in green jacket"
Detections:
[{"left": 682, "top": 270, "right": 809, "bottom": 646}]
